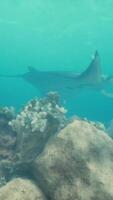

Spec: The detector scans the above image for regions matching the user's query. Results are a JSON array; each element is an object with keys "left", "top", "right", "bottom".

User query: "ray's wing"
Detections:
[{"left": 78, "top": 51, "right": 102, "bottom": 84}]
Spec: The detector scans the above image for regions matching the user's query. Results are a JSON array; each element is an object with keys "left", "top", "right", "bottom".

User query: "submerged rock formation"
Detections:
[
  {"left": 0, "top": 93, "right": 113, "bottom": 199},
  {"left": 33, "top": 120, "right": 113, "bottom": 200}
]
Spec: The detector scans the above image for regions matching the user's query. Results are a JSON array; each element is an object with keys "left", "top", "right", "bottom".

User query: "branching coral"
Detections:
[
  {"left": 9, "top": 92, "right": 67, "bottom": 161},
  {"left": 9, "top": 92, "right": 67, "bottom": 133}
]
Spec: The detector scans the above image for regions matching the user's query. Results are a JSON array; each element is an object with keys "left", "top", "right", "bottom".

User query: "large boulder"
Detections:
[
  {"left": 33, "top": 119, "right": 113, "bottom": 200},
  {"left": 0, "top": 178, "right": 46, "bottom": 200}
]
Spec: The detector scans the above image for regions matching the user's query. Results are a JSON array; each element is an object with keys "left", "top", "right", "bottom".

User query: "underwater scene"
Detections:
[{"left": 1, "top": 1, "right": 113, "bottom": 200}]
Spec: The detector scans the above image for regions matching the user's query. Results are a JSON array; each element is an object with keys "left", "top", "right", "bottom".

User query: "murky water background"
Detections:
[{"left": 0, "top": 0, "right": 113, "bottom": 123}]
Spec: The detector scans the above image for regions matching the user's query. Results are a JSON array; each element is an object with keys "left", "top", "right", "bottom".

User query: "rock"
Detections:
[
  {"left": 33, "top": 119, "right": 113, "bottom": 200},
  {"left": 0, "top": 178, "right": 46, "bottom": 200}
]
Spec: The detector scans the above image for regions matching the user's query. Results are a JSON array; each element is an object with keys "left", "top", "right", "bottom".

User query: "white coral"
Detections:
[{"left": 9, "top": 92, "right": 67, "bottom": 141}]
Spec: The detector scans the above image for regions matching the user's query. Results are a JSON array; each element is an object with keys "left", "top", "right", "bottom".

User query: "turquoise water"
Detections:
[{"left": 0, "top": 1, "right": 113, "bottom": 124}]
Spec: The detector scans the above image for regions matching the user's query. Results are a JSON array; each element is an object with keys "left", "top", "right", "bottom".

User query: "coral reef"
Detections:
[
  {"left": 9, "top": 92, "right": 67, "bottom": 134},
  {"left": 0, "top": 93, "right": 113, "bottom": 199},
  {"left": 0, "top": 92, "right": 67, "bottom": 186},
  {"left": 9, "top": 92, "right": 67, "bottom": 163}
]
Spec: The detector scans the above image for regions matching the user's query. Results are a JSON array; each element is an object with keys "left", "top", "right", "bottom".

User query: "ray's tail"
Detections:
[
  {"left": 0, "top": 74, "right": 23, "bottom": 78},
  {"left": 0, "top": 66, "right": 35, "bottom": 79}
]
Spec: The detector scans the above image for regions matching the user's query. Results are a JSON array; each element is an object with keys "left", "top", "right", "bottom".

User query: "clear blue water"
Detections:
[{"left": 0, "top": 1, "right": 113, "bottom": 124}]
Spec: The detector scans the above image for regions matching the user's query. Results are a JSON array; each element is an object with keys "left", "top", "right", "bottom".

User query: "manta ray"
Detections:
[{"left": 0, "top": 51, "right": 113, "bottom": 98}]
